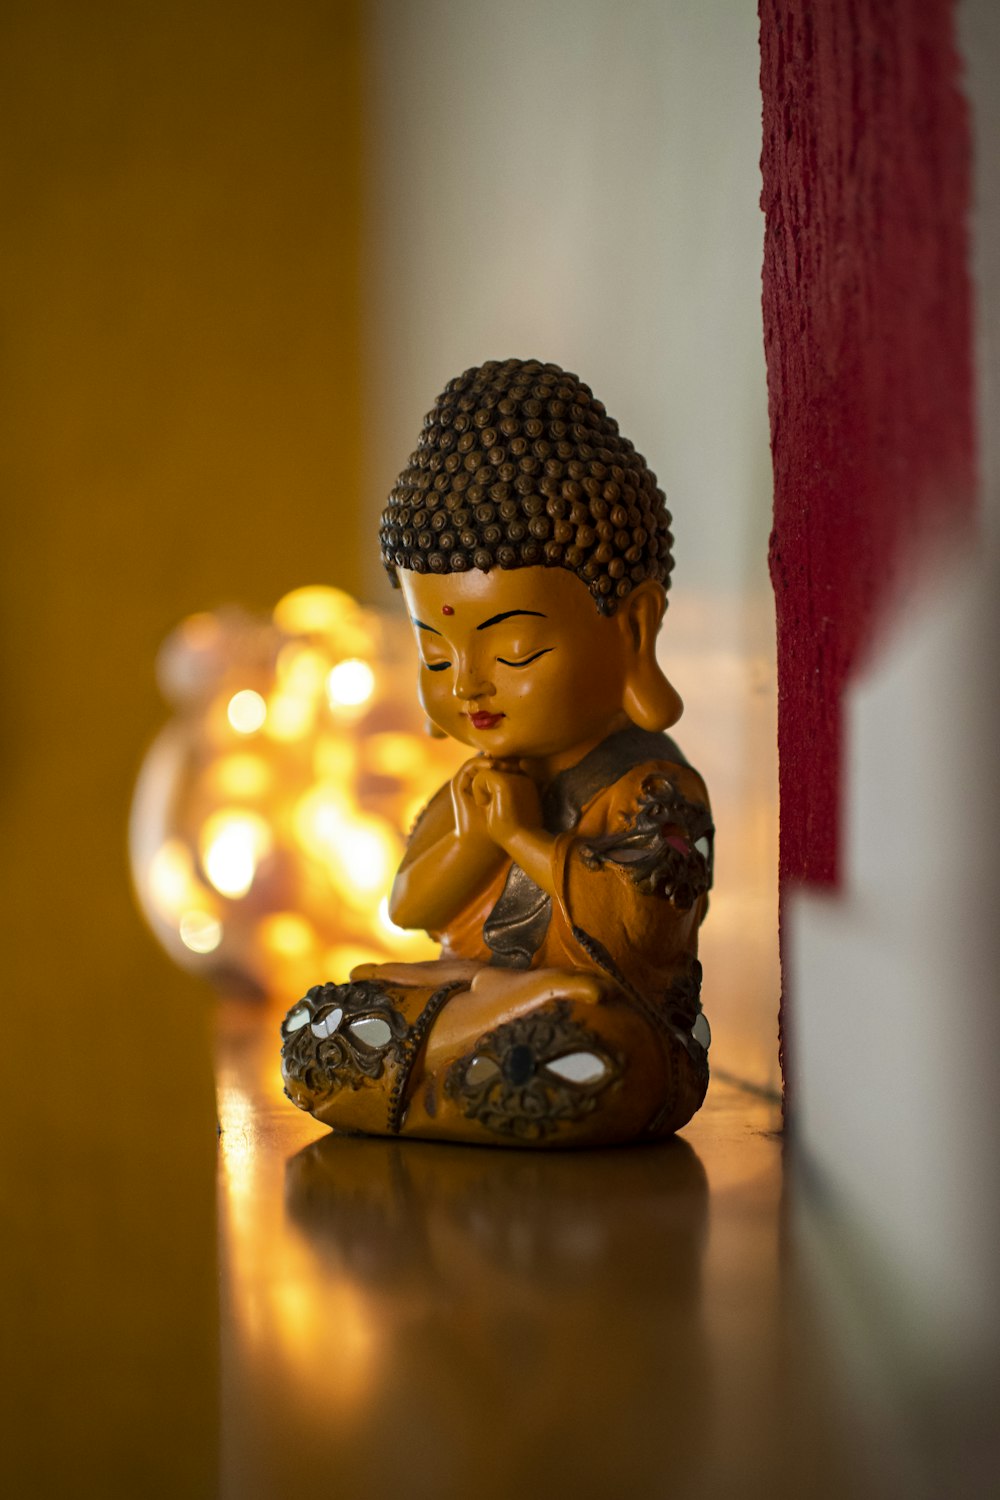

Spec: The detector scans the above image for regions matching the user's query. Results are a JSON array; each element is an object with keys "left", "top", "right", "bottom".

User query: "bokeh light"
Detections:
[
  {"left": 327, "top": 658, "right": 375, "bottom": 708},
  {"left": 129, "top": 587, "right": 464, "bottom": 999},
  {"left": 227, "top": 689, "right": 268, "bottom": 735}
]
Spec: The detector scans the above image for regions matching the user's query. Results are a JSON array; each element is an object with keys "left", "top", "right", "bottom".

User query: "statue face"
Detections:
[{"left": 398, "top": 565, "right": 632, "bottom": 761}]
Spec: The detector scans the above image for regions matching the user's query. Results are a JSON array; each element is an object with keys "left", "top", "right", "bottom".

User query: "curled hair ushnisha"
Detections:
[{"left": 378, "top": 358, "right": 674, "bottom": 616}]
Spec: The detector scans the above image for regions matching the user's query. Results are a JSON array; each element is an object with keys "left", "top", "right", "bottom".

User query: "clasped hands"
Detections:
[{"left": 451, "top": 756, "right": 543, "bottom": 856}]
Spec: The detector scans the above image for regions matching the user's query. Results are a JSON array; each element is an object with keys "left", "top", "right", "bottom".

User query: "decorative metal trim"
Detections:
[
  {"left": 663, "top": 958, "right": 705, "bottom": 1033},
  {"left": 479, "top": 728, "right": 702, "bottom": 972},
  {"left": 568, "top": 927, "right": 709, "bottom": 1135},
  {"left": 281, "top": 978, "right": 469, "bottom": 1136},
  {"left": 281, "top": 980, "right": 409, "bottom": 1103},
  {"left": 484, "top": 862, "right": 552, "bottom": 969},
  {"left": 578, "top": 773, "right": 714, "bottom": 909},
  {"left": 386, "top": 980, "right": 465, "bottom": 1135},
  {"left": 541, "top": 725, "right": 690, "bottom": 834},
  {"left": 444, "top": 1000, "right": 622, "bottom": 1142}
]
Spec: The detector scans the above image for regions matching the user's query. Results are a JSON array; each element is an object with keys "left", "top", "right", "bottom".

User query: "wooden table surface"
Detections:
[
  {"left": 4, "top": 991, "right": 912, "bottom": 1499},
  {"left": 213, "top": 1001, "right": 867, "bottom": 1500}
]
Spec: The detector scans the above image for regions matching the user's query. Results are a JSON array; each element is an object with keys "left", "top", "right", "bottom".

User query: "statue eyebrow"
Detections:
[
  {"left": 476, "top": 610, "right": 547, "bottom": 631},
  {"left": 411, "top": 617, "right": 442, "bottom": 635}
]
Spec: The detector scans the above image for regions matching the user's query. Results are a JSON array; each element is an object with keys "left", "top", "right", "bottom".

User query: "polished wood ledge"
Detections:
[{"left": 215, "top": 999, "right": 873, "bottom": 1499}]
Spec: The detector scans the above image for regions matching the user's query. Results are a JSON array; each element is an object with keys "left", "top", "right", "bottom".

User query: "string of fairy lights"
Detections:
[{"left": 130, "top": 586, "right": 463, "bottom": 1001}]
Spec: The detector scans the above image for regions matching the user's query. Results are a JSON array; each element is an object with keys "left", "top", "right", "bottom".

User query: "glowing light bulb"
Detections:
[
  {"left": 293, "top": 786, "right": 349, "bottom": 861},
  {"left": 260, "top": 911, "right": 315, "bottom": 958},
  {"left": 276, "top": 644, "right": 329, "bottom": 696},
  {"left": 347, "top": 824, "right": 391, "bottom": 891},
  {"left": 266, "top": 691, "right": 315, "bottom": 743},
  {"left": 148, "top": 839, "right": 199, "bottom": 917},
  {"left": 132, "top": 589, "right": 467, "bottom": 997},
  {"left": 274, "top": 586, "right": 358, "bottom": 636},
  {"left": 210, "top": 754, "right": 272, "bottom": 799},
  {"left": 327, "top": 659, "right": 375, "bottom": 709},
  {"left": 179, "top": 910, "right": 223, "bottom": 954},
  {"left": 313, "top": 736, "right": 356, "bottom": 783},
  {"left": 367, "top": 733, "right": 425, "bottom": 778},
  {"left": 323, "top": 816, "right": 398, "bottom": 904},
  {"left": 227, "top": 689, "right": 267, "bottom": 735},
  {"left": 201, "top": 810, "right": 272, "bottom": 898}
]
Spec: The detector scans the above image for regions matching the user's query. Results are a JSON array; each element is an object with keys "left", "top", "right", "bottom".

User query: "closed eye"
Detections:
[
  {"left": 424, "top": 661, "right": 451, "bottom": 672},
  {"left": 497, "top": 648, "right": 554, "bottom": 668}
]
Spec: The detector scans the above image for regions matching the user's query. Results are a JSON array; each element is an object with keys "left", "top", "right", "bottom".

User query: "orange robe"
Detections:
[{"left": 282, "top": 727, "right": 713, "bottom": 1145}]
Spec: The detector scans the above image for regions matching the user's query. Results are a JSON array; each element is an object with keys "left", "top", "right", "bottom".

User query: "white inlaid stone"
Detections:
[
  {"left": 546, "top": 1052, "right": 607, "bottom": 1085},
  {"left": 465, "top": 1055, "right": 500, "bottom": 1085},
  {"left": 348, "top": 1016, "right": 393, "bottom": 1048},
  {"left": 311, "top": 1006, "right": 344, "bottom": 1040}
]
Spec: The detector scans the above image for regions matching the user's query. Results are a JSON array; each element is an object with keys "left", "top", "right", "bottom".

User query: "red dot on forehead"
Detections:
[{"left": 441, "top": 604, "right": 454, "bottom": 615}]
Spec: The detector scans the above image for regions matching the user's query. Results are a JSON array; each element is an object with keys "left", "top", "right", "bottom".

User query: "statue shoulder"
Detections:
[{"left": 596, "top": 750, "right": 710, "bottom": 833}]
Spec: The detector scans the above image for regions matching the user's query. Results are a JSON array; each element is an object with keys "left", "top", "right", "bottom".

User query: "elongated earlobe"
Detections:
[
  {"left": 623, "top": 660, "right": 683, "bottom": 730},
  {"left": 622, "top": 583, "right": 683, "bottom": 730}
]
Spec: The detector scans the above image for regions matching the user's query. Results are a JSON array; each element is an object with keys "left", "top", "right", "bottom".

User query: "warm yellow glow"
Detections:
[
  {"left": 325, "top": 943, "right": 381, "bottom": 977},
  {"left": 403, "top": 793, "right": 431, "bottom": 833},
  {"left": 313, "top": 735, "right": 357, "bottom": 783},
  {"left": 201, "top": 810, "right": 273, "bottom": 898},
  {"left": 274, "top": 585, "right": 359, "bottom": 636},
  {"left": 327, "top": 658, "right": 375, "bottom": 709},
  {"left": 324, "top": 816, "right": 397, "bottom": 902},
  {"left": 293, "top": 788, "right": 397, "bottom": 907},
  {"left": 366, "top": 733, "right": 426, "bottom": 779},
  {"left": 347, "top": 821, "right": 393, "bottom": 891},
  {"left": 177, "top": 611, "right": 221, "bottom": 650},
  {"left": 211, "top": 754, "right": 273, "bottom": 799},
  {"left": 268, "top": 1274, "right": 377, "bottom": 1406},
  {"left": 216, "top": 1081, "right": 257, "bottom": 1217},
  {"left": 227, "top": 689, "right": 267, "bottom": 735},
  {"left": 260, "top": 911, "right": 315, "bottom": 958},
  {"left": 265, "top": 691, "right": 316, "bottom": 743},
  {"left": 377, "top": 895, "right": 407, "bottom": 939},
  {"left": 179, "top": 910, "right": 223, "bottom": 954},
  {"left": 133, "top": 590, "right": 462, "bottom": 998},
  {"left": 148, "top": 839, "right": 199, "bottom": 917},
  {"left": 376, "top": 895, "right": 436, "bottom": 957},
  {"left": 276, "top": 643, "right": 329, "bottom": 696},
  {"left": 293, "top": 785, "right": 350, "bottom": 860}
]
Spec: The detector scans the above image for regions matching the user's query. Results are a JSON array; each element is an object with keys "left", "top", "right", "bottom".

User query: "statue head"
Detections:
[
  {"left": 381, "top": 359, "right": 682, "bottom": 758},
  {"left": 379, "top": 357, "right": 674, "bottom": 613}
]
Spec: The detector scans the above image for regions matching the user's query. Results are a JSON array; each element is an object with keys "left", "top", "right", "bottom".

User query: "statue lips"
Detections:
[{"left": 467, "top": 711, "right": 505, "bottom": 730}]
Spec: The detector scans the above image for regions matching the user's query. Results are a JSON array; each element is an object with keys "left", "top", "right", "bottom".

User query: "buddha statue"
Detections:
[{"left": 281, "top": 358, "right": 713, "bottom": 1146}]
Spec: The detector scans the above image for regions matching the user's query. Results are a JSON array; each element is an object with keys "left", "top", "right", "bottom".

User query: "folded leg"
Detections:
[{"left": 280, "top": 962, "right": 707, "bottom": 1147}]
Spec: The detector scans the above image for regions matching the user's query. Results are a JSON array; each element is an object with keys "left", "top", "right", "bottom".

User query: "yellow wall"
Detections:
[{"left": 0, "top": 2, "right": 365, "bottom": 1492}]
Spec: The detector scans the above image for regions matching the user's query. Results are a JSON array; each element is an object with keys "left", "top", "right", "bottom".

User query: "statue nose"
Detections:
[{"left": 453, "top": 658, "right": 495, "bottom": 701}]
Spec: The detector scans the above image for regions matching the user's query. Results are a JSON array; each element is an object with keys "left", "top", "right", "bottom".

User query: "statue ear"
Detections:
[
  {"left": 621, "top": 582, "right": 683, "bottom": 731},
  {"left": 424, "top": 716, "right": 447, "bottom": 739}
]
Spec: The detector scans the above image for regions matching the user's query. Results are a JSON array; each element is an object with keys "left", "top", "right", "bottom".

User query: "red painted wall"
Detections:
[{"left": 758, "top": 0, "right": 977, "bottom": 1080}]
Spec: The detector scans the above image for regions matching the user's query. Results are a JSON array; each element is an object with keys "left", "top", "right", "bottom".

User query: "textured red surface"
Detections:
[
  {"left": 758, "top": 0, "right": 977, "bottom": 1095},
  {"left": 759, "top": 0, "right": 976, "bottom": 893}
]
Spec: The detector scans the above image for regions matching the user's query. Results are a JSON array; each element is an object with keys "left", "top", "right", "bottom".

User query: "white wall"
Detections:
[
  {"left": 365, "top": 0, "right": 779, "bottom": 1089},
  {"left": 788, "top": 1, "right": 1000, "bottom": 1453},
  {"left": 792, "top": 545, "right": 1000, "bottom": 1366}
]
